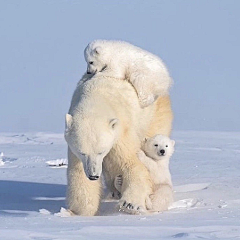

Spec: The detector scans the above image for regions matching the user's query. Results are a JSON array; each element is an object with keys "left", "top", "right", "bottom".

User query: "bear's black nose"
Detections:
[
  {"left": 160, "top": 149, "right": 165, "bottom": 154},
  {"left": 89, "top": 175, "right": 99, "bottom": 181},
  {"left": 87, "top": 71, "right": 91, "bottom": 74}
]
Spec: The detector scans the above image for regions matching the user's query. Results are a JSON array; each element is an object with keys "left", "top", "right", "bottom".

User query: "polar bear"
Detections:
[
  {"left": 140, "top": 134, "right": 175, "bottom": 211},
  {"left": 64, "top": 73, "right": 173, "bottom": 216},
  {"left": 84, "top": 40, "right": 172, "bottom": 108},
  {"left": 114, "top": 134, "right": 175, "bottom": 212}
]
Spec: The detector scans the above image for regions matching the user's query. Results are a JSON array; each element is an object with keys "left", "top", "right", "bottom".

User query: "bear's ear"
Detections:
[
  {"left": 93, "top": 46, "right": 102, "bottom": 55},
  {"left": 171, "top": 140, "right": 175, "bottom": 147},
  {"left": 109, "top": 118, "right": 118, "bottom": 129},
  {"left": 65, "top": 114, "right": 73, "bottom": 131}
]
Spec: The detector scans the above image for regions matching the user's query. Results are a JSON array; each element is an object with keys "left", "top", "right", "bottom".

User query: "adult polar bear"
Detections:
[{"left": 65, "top": 73, "right": 173, "bottom": 216}]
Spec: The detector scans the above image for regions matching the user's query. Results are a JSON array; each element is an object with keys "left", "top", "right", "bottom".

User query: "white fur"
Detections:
[
  {"left": 65, "top": 73, "right": 173, "bottom": 216},
  {"left": 84, "top": 40, "right": 172, "bottom": 108},
  {"left": 65, "top": 75, "right": 151, "bottom": 215},
  {"left": 139, "top": 135, "right": 175, "bottom": 212}
]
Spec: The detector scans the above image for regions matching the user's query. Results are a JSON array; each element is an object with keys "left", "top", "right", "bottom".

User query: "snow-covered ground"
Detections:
[{"left": 0, "top": 131, "right": 240, "bottom": 239}]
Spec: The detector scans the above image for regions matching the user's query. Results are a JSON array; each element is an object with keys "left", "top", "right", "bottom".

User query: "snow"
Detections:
[
  {"left": 39, "top": 209, "right": 51, "bottom": 215},
  {"left": 46, "top": 158, "right": 68, "bottom": 168},
  {"left": 54, "top": 207, "right": 72, "bottom": 217},
  {"left": 0, "top": 152, "right": 5, "bottom": 166},
  {"left": 0, "top": 131, "right": 240, "bottom": 239}
]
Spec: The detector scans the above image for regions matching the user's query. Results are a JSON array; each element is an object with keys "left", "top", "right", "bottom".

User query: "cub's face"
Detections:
[
  {"left": 64, "top": 114, "right": 119, "bottom": 180},
  {"left": 84, "top": 45, "right": 107, "bottom": 75},
  {"left": 143, "top": 135, "right": 175, "bottom": 161}
]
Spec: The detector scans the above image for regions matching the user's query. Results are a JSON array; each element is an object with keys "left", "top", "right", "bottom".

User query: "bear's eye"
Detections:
[
  {"left": 89, "top": 61, "right": 94, "bottom": 65},
  {"left": 154, "top": 144, "right": 158, "bottom": 147},
  {"left": 166, "top": 145, "right": 168, "bottom": 147}
]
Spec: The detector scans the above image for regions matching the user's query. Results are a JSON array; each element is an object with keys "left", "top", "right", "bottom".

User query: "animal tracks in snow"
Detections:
[{"left": 174, "top": 183, "right": 210, "bottom": 193}]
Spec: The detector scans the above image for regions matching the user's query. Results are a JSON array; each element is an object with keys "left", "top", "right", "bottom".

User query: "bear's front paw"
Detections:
[{"left": 118, "top": 199, "right": 146, "bottom": 214}]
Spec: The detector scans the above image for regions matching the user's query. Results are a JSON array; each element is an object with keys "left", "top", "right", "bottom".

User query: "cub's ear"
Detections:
[
  {"left": 93, "top": 46, "right": 102, "bottom": 55},
  {"left": 65, "top": 114, "right": 73, "bottom": 131},
  {"left": 171, "top": 140, "right": 175, "bottom": 147},
  {"left": 144, "top": 137, "right": 148, "bottom": 143},
  {"left": 109, "top": 118, "right": 118, "bottom": 129}
]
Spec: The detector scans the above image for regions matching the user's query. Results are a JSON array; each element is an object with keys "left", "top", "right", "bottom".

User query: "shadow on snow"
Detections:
[{"left": 0, "top": 180, "right": 66, "bottom": 215}]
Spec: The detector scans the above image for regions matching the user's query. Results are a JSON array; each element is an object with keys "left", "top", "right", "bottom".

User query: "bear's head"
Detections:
[
  {"left": 84, "top": 41, "right": 108, "bottom": 75},
  {"left": 64, "top": 113, "right": 119, "bottom": 180},
  {"left": 142, "top": 135, "right": 175, "bottom": 161}
]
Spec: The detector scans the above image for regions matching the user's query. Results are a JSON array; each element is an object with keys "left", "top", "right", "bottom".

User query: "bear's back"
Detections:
[
  {"left": 69, "top": 74, "right": 156, "bottom": 137},
  {"left": 69, "top": 75, "right": 139, "bottom": 118}
]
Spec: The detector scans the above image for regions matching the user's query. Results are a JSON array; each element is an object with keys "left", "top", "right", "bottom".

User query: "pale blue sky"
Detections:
[{"left": 0, "top": 0, "right": 239, "bottom": 132}]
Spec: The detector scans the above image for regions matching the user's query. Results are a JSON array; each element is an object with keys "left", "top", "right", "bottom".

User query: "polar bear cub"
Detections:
[
  {"left": 115, "top": 134, "right": 175, "bottom": 212},
  {"left": 84, "top": 40, "right": 172, "bottom": 108}
]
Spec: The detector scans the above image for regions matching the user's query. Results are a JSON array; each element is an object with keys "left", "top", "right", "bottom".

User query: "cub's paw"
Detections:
[
  {"left": 138, "top": 93, "right": 155, "bottom": 108},
  {"left": 118, "top": 199, "right": 146, "bottom": 214},
  {"left": 137, "top": 150, "right": 147, "bottom": 162}
]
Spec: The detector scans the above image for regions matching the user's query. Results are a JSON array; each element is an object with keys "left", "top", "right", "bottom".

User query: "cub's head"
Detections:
[
  {"left": 84, "top": 41, "right": 109, "bottom": 75},
  {"left": 142, "top": 135, "right": 175, "bottom": 161},
  {"left": 64, "top": 113, "right": 119, "bottom": 180}
]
